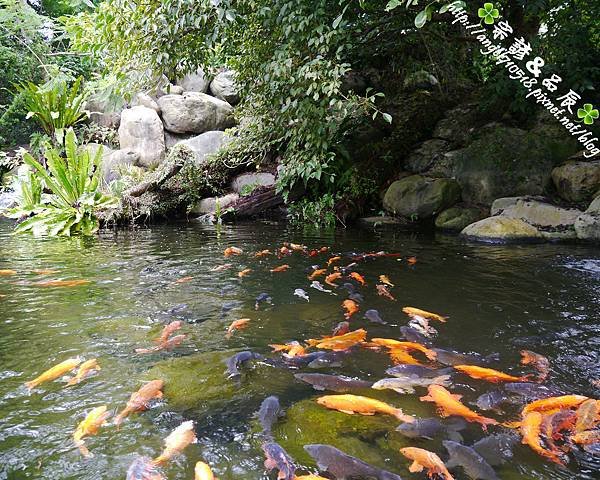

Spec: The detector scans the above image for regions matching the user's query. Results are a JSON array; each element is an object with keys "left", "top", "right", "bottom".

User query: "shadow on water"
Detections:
[{"left": 0, "top": 219, "right": 598, "bottom": 479}]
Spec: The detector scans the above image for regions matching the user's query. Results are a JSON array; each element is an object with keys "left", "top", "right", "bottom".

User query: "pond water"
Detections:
[{"left": 0, "top": 219, "right": 599, "bottom": 480}]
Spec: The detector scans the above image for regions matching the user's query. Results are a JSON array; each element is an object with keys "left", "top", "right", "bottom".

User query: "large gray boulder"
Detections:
[
  {"left": 118, "top": 106, "right": 165, "bottom": 168},
  {"left": 190, "top": 193, "right": 239, "bottom": 215},
  {"left": 209, "top": 70, "right": 240, "bottom": 105},
  {"left": 164, "top": 131, "right": 194, "bottom": 150},
  {"left": 383, "top": 175, "right": 461, "bottom": 219},
  {"left": 551, "top": 160, "right": 600, "bottom": 203},
  {"left": 432, "top": 103, "right": 477, "bottom": 148},
  {"left": 131, "top": 92, "right": 160, "bottom": 113},
  {"left": 158, "top": 92, "right": 235, "bottom": 134},
  {"left": 177, "top": 67, "right": 210, "bottom": 93},
  {"left": 230, "top": 172, "right": 275, "bottom": 194},
  {"left": 405, "top": 139, "right": 449, "bottom": 174},
  {"left": 175, "top": 130, "right": 231, "bottom": 167},
  {"left": 574, "top": 195, "right": 600, "bottom": 242},
  {"left": 85, "top": 97, "right": 122, "bottom": 129},
  {"left": 102, "top": 149, "right": 140, "bottom": 184},
  {"left": 435, "top": 206, "right": 485, "bottom": 231},
  {"left": 461, "top": 217, "right": 543, "bottom": 243}
]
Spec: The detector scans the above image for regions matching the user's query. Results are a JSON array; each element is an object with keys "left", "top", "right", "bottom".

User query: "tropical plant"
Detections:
[{"left": 7, "top": 129, "right": 118, "bottom": 236}]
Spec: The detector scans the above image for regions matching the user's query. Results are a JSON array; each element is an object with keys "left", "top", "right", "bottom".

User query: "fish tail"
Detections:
[
  {"left": 76, "top": 441, "right": 93, "bottom": 458},
  {"left": 394, "top": 409, "right": 414, "bottom": 423},
  {"left": 135, "top": 347, "right": 154, "bottom": 354},
  {"left": 24, "top": 380, "right": 38, "bottom": 390}
]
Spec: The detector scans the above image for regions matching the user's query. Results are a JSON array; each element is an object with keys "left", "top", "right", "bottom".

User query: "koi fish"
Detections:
[
  {"left": 225, "top": 351, "right": 263, "bottom": 378},
  {"left": 155, "top": 321, "right": 183, "bottom": 344},
  {"left": 521, "top": 411, "right": 564, "bottom": 464},
  {"left": 379, "top": 275, "right": 394, "bottom": 287},
  {"left": 575, "top": 398, "right": 600, "bottom": 432},
  {"left": 226, "top": 318, "right": 251, "bottom": 338},
  {"left": 115, "top": 380, "right": 164, "bottom": 425},
  {"left": 32, "top": 269, "right": 58, "bottom": 275},
  {"left": 307, "top": 329, "right": 367, "bottom": 351},
  {"left": 289, "top": 243, "right": 307, "bottom": 252},
  {"left": 35, "top": 279, "right": 90, "bottom": 287},
  {"left": 522, "top": 395, "right": 589, "bottom": 416},
  {"left": 308, "top": 269, "right": 327, "bottom": 280},
  {"left": 294, "top": 289, "right": 310, "bottom": 301},
  {"left": 271, "top": 265, "right": 290, "bottom": 273},
  {"left": 325, "top": 273, "right": 342, "bottom": 287},
  {"left": 327, "top": 256, "right": 341, "bottom": 266},
  {"left": 571, "top": 429, "right": 600, "bottom": 445},
  {"left": 397, "top": 417, "right": 466, "bottom": 441},
  {"left": 442, "top": 440, "right": 499, "bottom": 480},
  {"left": 25, "top": 357, "right": 82, "bottom": 390},
  {"left": 402, "top": 307, "right": 447, "bottom": 323},
  {"left": 257, "top": 395, "right": 283, "bottom": 435},
  {"left": 364, "top": 309, "right": 385, "bottom": 324},
  {"left": 210, "top": 264, "right": 232, "bottom": 272},
  {"left": 255, "top": 250, "right": 272, "bottom": 258},
  {"left": 295, "top": 373, "right": 373, "bottom": 392},
  {"left": 175, "top": 276, "right": 193, "bottom": 284},
  {"left": 269, "top": 341, "right": 306, "bottom": 358},
  {"left": 407, "top": 256, "right": 417, "bottom": 265},
  {"left": 194, "top": 461, "right": 216, "bottom": 480},
  {"left": 310, "top": 281, "right": 337, "bottom": 295},
  {"left": 294, "top": 476, "right": 329, "bottom": 480},
  {"left": 262, "top": 441, "right": 296, "bottom": 480},
  {"left": 238, "top": 268, "right": 252, "bottom": 278},
  {"left": 225, "top": 247, "right": 243, "bottom": 258},
  {"left": 520, "top": 350, "right": 550, "bottom": 382},
  {"left": 136, "top": 334, "right": 186, "bottom": 354},
  {"left": 372, "top": 375, "right": 451, "bottom": 395},
  {"left": 317, "top": 394, "right": 413, "bottom": 422},
  {"left": 153, "top": 420, "right": 197, "bottom": 465},
  {"left": 399, "top": 447, "right": 454, "bottom": 480},
  {"left": 126, "top": 456, "right": 165, "bottom": 480},
  {"left": 454, "top": 365, "right": 530, "bottom": 383},
  {"left": 66, "top": 359, "right": 101, "bottom": 386},
  {"left": 279, "top": 246, "right": 292, "bottom": 256},
  {"left": 376, "top": 284, "right": 395, "bottom": 301},
  {"left": 370, "top": 339, "right": 437, "bottom": 360},
  {"left": 0, "top": 269, "right": 16, "bottom": 275},
  {"left": 408, "top": 317, "right": 437, "bottom": 337},
  {"left": 73, "top": 405, "right": 111, "bottom": 458},
  {"left": 349, "top": 272, "right": 366, "bottom": 286},
  {"left": 255, "top": 293, "right": 273, "bottom": 309},
  {"left": 332, "top": 321, "right": 350, "bottom": 336},
  {"left": 419, "top": 385, "right": 498, "bottom": 429},
  {"left": 342, "top": 299, "right": 359, "bottom": 319}
]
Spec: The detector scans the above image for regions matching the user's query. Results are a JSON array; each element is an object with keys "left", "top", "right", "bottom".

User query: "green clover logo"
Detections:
[
  {"left": 577, "top": 103, "right": 599, "bottom": 125},
  {"left": 478, "top": 3, "right": 499, "bottom": 24}
]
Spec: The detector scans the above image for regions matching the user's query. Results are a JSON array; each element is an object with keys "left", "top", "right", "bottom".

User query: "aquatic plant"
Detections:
[{"left": 7, "top": 129, "right": 118, "bottom": 236}]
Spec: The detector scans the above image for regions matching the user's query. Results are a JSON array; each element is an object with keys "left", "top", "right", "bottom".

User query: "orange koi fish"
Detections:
[
  {"left": 153, "top": 420, "right": 197, "bottom": 466},
  {"left": 238, "top": 268, "right": 252, "bottom": 278},
  {"left": 379, "top": 275, "right": 394, "bottom": 287},
  {"left": 136, "top": 334, "right": 186, "bottom": 354},
  {"left": 376, "top": 284, "right": 396, "bottom": 301},
  {"left": 309, "top": 269, "right": 327, "bottom": 280},
  {"left": 521, "top": 411, "right": 564, "bottom": 465},
  {"left": 317, "top": 394, "right": 413, "bottom": 422},
  {"left": 520, "top": 350, "right": 550, "bottom": 382},
  {"left": 270, "top": 265, "right": 290, "bottom": 273},
  {"left": 66, "top": 359, "right": 101, "bottom": 386},
  {"left": 224, "top": 246, "right": 243, "bottom": 258},
  {"left": 35, "top": 279, "right": 90, "bottom": 287},
  {"left": 269, "top": 341, "right": 307, "bottom": 358},
  {"left": 255, "top": 250, "right": 272, "bottom": 258},
  {"left": 194, "top": 461, "right": 216, "bottom": 480},
  {"left": 289, "top": 243, "right": 307, "bottom": 252},
  {"left": 115, "top": 380, "right": 164, "bottom": 425},
  {"left": 0, "top": 269, "right": 16, "bottom": 275},
  {"left": 307, "top": 329, "right": 367, "bottom": 351},
  {"left": 574, "top": 399, "right": 600, "bottom": 432},
  {"left": 294, "top": 476, "right": 329, "bottom": 480},
  {"left": 332, "top": 321, "right": 350, "bottom": 336},
  {"left": 210, "top": 264, "right": 233, "bottom": 272},
  {"left": 400, "top": 447, "right": 454, "bottom": 480},
  {"left": 420, "top": 385, "right": 498, "bottom": 429},
  {"left": 325, "top": 272, "right": 342, "bottom": 287},
  {"left": 155, "top": 321, "right": 183, "bottom": 344},
  {"left": 32, "top": 269, "right": 59, "bottom": 275},
  {"left": 522, "top": 395, "right": 588, "bottom": 416},
  {"left": 279, "top": 246, "right": 292, "bottom": 256},
  {"left": 454, "top": 365, "right": 530, "bottom": 383},
  {"left": 327, "top": 256, "right": 341, "bottom": 266},
  {"left": 73, "top": 405, "right": 111, "bottom": 458},
  {"left": 226, "top": 318, "right": 251, "bottom": 338},
  {"left": 25, "top": 357, "right": 82, "bottom": 390},
  {"left": 175, "top": 276, "right": 193, "bottom": 284},
  {"left": 402, "top": 307, "right": 447, "bottom": 323},
  {"left": 349, "top": 272, "right": 366, "bottom": 286},
  {"left": 371, "top": 339, "right": 437, "bottom": 361},
  {"left": 342, "top": 299, "right": 359, "bottom": 319},
  {"left": 571, "top": 429, "right": 600, "bottom": 445}
]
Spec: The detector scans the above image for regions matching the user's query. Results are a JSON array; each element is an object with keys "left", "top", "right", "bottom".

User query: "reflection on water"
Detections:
[{"left": 0, "top": 220, "right": 599, "bottom": 479}]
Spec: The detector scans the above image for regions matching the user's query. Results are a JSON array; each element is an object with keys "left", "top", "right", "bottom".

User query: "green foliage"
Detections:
[
  {"left": 287, "top": 194, "right": 336, "bottom": 229},
  {"left": 77, "top": 122, "right": 119, "bottom": 149},
  {"left": 0, "top": 92, "right": 40, "bottom": 147},
  {"left": 7, "top": 129, "right": 118, "bottom": 236}
]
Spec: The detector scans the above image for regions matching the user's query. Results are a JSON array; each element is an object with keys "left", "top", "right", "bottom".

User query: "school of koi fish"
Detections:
[{"left": 15, "top": 243, "right": 600, "bottom": 480}]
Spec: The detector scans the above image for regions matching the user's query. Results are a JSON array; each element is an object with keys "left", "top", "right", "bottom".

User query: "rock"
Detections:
[
  {"left": 209, "top": 70, "right": 240, "bottom": 105},
  {"left": 230, "top": 172, "right": 275, "bottom": 194},
  {"left": 177, "top": 67, "right": 210, "bottom": 93},
  {"left": 89, "top": 111, "right": 121, "bottom": 129},
  {"left": 132, "top": 92, "right": 160, "bottom": 113},
  {"left": 490, "top": 195, "right": 549, "bottom": 216},
  {"left": 357, "top": 216, "right": 413, "bottom": 229},
  {"left": 574, "top": 212, "right": 600, "bottom": 242},
  {"left": 169, "top": 85, "right": 184, "bottom": 95},
  {"left": 383, "top": 175, "right": 461, "bottom": 219},
  {"left": 118, "top": 106, "right": 165, "bottom": 168},
  {"left": 85, "top": 97, "right": 123, "bottom": 129},
  {"left": 587, "top": 195, "right": 600, "bottom": 213},
  {"left": 461, "top": 217, "right": 544, "bottom": 243},
  {"left": 403, "top": 70, "right": 439, "bottom": 91},
  {"left": 164, "top": 131, "right": 193, "bottom": 150},
  {"left": 551, "top": 160, "right": 600, "bottom": 203},
  {"left": 0, "top": 191, "right": 18, "bottom": 212},
  {"left": 175, "top": 131, "right": 231, "bottom": 167},
  {"left": 102, "top": 149, "right": 140, "bottom": 183},
  {"left": 435, "top": 206, "right": 485, "bottom": 231},
  {"left": 499, "top": 199, "right": 582, "bottom": 241},
  {"left": 405, "top": 139, "right": 450, "bottom": 174},
  {"left": 157, "top": 92, "right": 235, "bottom": 134},
  {"left": 190, "top": 193, "right": 239, "bottom": 215},
  {"left": 432, "top": 103, "right": 478, "bottom": 147},
  {"left": 452, "top": 125, "right": 579, "bottom": 205}
]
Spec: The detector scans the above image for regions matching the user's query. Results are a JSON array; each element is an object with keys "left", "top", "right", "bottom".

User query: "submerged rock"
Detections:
[
  {"left": 383, "top": 175, "right": 461, "bottom": 219},
  {"left": 435, "top": 206, "right": 485, "bottom": 232},
  {"left": 461, "top": 217, "right": 543, "bottom": 243},
  {"left": 551, "top": 160, "right": 600, "bottom": 203},
  {"left": 118, "top": 106, "right": 165, "bottom": 168},
  {"left": 157, "top": 92, "right": 235, "bottom": 134}
]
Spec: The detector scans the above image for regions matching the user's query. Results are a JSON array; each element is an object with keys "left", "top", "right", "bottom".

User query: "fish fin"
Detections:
[
  {"left": 154, "top": 391, "right": 163, "bottom": 399},
  {"left": 339, "top": 410, "right": 355, "bottom": 415},
  {"left": 444, "top": 455, "right": 459, "bottom": 470},
  {"left": 313, "top": 385, "right": 326, "bottom": 391},
  {"left": 24, "top": 381, "right": 37, "bottom": 390},
  {"left": 409, "top": 461, "right": 424, "bottom": 473},
  {"left": 76, "top": 441, "right": 92, "bottom": 458},
  {"left": 419, "top": 394, "right": 433, "bottom": 402},
  {"left": 433, "top": 375, "right": 452, "bottom": 386}
]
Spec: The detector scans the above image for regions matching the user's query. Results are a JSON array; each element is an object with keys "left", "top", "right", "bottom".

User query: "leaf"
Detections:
[
  {"left": 382, "top": 112, "right": 393, "bottom": 124},
  {"left": 415, "top": 9, "right": 428, "bottom": 28},
  {"left": 332, "top": 13, "right": 343, "bottom": 29}
]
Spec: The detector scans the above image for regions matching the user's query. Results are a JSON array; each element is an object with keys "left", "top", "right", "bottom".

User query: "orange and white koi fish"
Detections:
[
  {"left": 402, "top": 307, "right": 447, "bottom": 323},
  {"left": 327, "top": 256, "right": 341, "bottom": 267},
  {"left": 307, "top": 329, "right": 367, "bottom": 351},
  {"left": 175, "top": 276, "right": 193, "bottom": 284},
  {"left": 66, "top": 359, "right": 101, "bottom": 386},
  {"left": 35, "top": 279, "right": 90, "bottom": 287},
  {"left": 155, "top": 321, "right": 183, "bottom": 344},
  {"left": 255, "top": 250, "right": 272, "bottom": 258},
  {"left": 226, "top": 318, "right": 251, "bottom": 338},
  {"left": 238, "top": 268, "right": 252, "bottom": 278},
  {"left": 454, "top": 365, "right": 530, "bottom": 383},
  {"left": 153, "top": 420, "right": 197, "bottom": 466},
  {"left": 308, "top": 268, "right": 327, "bottom": 280},
  {"left": 269, "top": 341, "right": 307, "bottom": 358},
  {"left": 379, "top": 275, "right": 394, "bottom": 287},
  {"left": 270, "top": 265, "right": 290, "bottom": 273},
  {"left": 25, "top": 357, "right": 82, "bottom": 390},
  {"left": 210, "top": 264, "right": 232, "bottom": 272},
  {"left": 400, "top": 447, "right": 454, "bottom": 480},
  {"left": 325, "top": 272, "right": 342, "bottom": 287},
  {"left": 521, "top": 411, "right": 564, "bottom": 465},
  {"left": 376, "top": 284, "right": 396, "bottom": 301},
  {"left": 520, "top": 350, "right": 550, "bottom": 382},
  {"left": 289, "top": 243, "right": 307, "bottom": 252},
  {"left": 317, "top": 394, "right": 413, "bottom": 422},
  {"left": 420, "top": 385, "right": 498, "bottom": 429},
  {"left": 522, "top": 395, "right": 588, "bottom": 416},
  {"left": 195, "top": 461, "right": 216, "bottom": 480},
  {"left": 136, "top": 334, "right": 186, "bottom": 354},
  {"left": 349, "top": 272, "right": 366, "bottom": 286},
  {"left": 115, "top": 380, "right": 164, "bottom": 425},
  {"left": 73, "top": 405, "right": 111, "bottom": 458},
  {"left": 342, "top": 299, "right": 359, "bottom": 319},
  {"left": 0, "top": 269, "right": 16, "bottom": 275},
  {"left": 224, "top": 247, "right": 243, "bottom": 258}
]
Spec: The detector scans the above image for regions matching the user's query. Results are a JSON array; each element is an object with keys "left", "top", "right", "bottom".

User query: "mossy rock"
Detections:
[
  {"left": 461, "top": 216, "right": 544, "bottom": 243},
  {"left": 435, "top": 206, "right": 485, "bottom": 231}
]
